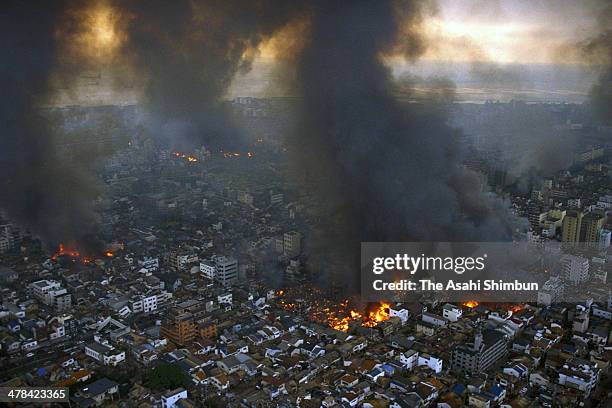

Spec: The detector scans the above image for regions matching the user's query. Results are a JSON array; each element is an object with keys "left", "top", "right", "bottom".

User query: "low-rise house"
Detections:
[
  {"left": 422, "top": 312, "right": 448, "bottom": 327},
  {"left": 399, "top": 349, "right": 419, "bottom": 370},
  {"left": 85, "top": 342, "right": 125, "bottom": 366},
  {"left": 162, "top": 388, "right": 188, "bottom": 408},
  {"left": 503, "top": 362, "right": 529, "bottom": 379},
  {"left": 418, "top": 352, "right": 443, "bottom": 373},
  {"left": 442, "top": 304, "right": 463, "bottom": 322},
  {"left": 469, "top": 393, "right": 491, "bottom": 408},
  {"left": 72, "top": 378, "right": 119, "bottom": 407},
  {"left": 416, "top": 321, "right": 437, "bottom": 336}
]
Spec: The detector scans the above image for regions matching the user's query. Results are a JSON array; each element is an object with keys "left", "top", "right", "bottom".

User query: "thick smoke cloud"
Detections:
[
  {"left": 0, "top": 0, "right": 524, "bottom": 265},
  {"left": 0, "top": 1, "right": 103, "bottom": 250},
  {"left": 119, "top": 0, "right": 304, "bottom": 151},
  {"left": 583, "top": 2, "right": 611, "bottom": 125},
  {"left": 558, "top": 0, "right": 611, "bottom": 124},
  {"left": 286, "top": 1, "right": 514, "bottom": 288},
  {"left": 112, "top": 0, "right": 515, "bottom": 291},
  {"left": 0, "top": 0, "right": 300, "bottom": 250}
]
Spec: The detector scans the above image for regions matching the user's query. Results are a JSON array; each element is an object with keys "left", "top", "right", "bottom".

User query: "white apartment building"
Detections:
[
  {"left": 85, "top": 342, "right": 126, "bottom": 366},
  {"left": 418, "top": 353, "right": 443, "bottom": 373},
  {"left": 29, "top": 280, "right": 61, "bottom": 299},
  {"left": 130, "top": 291, "right": 172, "bottom": 314},
  {"left": 49, "top": 324, "right": 66, "bottom": 340},
  {"left": 130, "top": 294, "right": 158, "bottom": 314},
  {"left": 537, "top": 276, "right": 565, "bottom": 306},
  {"left": 28, "top": 280, "right": 72, "bottom": 311},
  {"left": 170, "top": 252, "right": 199, "bottom": 271},
  {"left": 596, "top": 195, "right": 612, "bottom": 209},
  {"left": 561, "top": 254, "right": 589, "bottom": 285},
  {"left": 558, "top": 359, "right": 600, "bottom": 397},
  {"left": 218, "top": 292, "right": 232, "bottom": 305},
  {"left": 200, "top": 260, "right": 216, "bottom": 280},
  {"left": 138, "top": 256, "right": 159, "bottom": 272},
  {"left": 442, "top": 303, "right": 463, "bottom": 322}
]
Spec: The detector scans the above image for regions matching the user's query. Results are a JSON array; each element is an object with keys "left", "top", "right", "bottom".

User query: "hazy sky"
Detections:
[
  {"left": 227, "top": 0, "right": 604, "bottom": 99},
  {"left": 53, "top": 0, "right": 606, "bottom": 105},
  {"left": 422, "top": 0, "right": 601, "bottom": 64}
]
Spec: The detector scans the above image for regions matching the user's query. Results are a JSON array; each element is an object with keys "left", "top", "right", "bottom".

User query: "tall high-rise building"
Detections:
[
  {"left": 580, "top": 211, "right": 605, "bottom": 243},
  {"left": 0, "top": 222, "right": 24, "bottom": 254},
  {"left": 215, "top": 256, "right": 238, "bottom": 286},
  {"left": 283, "top": 231, "right": 301, "bottom": 257},
  {"left": 160, "top": 300, "right": 209, "bottom": 345},
  {"left": 161, "top": 311, "right": 197, "bottom": 346},
  {"left": 527, "top": 204, "right": 546, "bottom": 231},
  {"left": 600, "top": 229, "right": 611, "bottom": 251},
  {"left": 562, "top": 210, "right": 583, "bottom": 243},
  {"left": 269, "top": 190, "right": 284, "bottom": 206}
]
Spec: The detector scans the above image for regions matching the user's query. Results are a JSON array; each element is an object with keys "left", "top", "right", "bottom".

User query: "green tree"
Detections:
[{"left": 145, "top": 363, "right": 189, "bottom": 390}]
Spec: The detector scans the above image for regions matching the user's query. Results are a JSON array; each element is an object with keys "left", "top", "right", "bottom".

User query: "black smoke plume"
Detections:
[
  {"left": 1, "top": 0, "right": 519, "bottom": 267},
  {"left": 0, "top": 1, "right": 103, "bottom": 251},
  {"left": 119, "top": 0, "right": 304, "bottom": 151},
  {"left": 583, "top": 2, "right": 611, "bottom": 125},
  {"left": 116, "top": 0, "right": 516, "bottom": 290},
  {"left": 286, "top": 1, "right": 514, "bottom": 289}
]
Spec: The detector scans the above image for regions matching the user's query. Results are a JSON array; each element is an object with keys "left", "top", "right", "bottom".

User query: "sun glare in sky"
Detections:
[{"left": 419, "top": 0, "right": 598, "bottom": 65}]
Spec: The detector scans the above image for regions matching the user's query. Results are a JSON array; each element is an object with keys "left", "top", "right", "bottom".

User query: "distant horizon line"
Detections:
[{"left": 41, "top": 97, "right": 591, "bottom": 110}]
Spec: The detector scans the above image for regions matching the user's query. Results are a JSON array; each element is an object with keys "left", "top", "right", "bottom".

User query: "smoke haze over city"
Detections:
[{"left": 0, "top": 3, "right": 611, "bottom": 405}]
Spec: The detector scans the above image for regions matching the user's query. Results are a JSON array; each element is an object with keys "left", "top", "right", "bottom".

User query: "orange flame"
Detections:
[
  {"left": 327, "top": 302, "right": 390, "bottom": 332},
  {"left": 52, "top": 243, "right": 81, "bottom": 261},
  {"left": 330, "top": 316, "right": 351, "bottom": 332},
  {"left": 362, "top": 302, "right": 391, "bottom": 327},
  {"left": 52, "top": 244, "right": 111, "bottom": 264},
  {"left": 509, "top": 304, "right": 523, "bottom": 313},
  {"left": 173, "top": 151, "right": 198, "bottom": 162},
  {"left": 463, "top": 300, "right": 479, "bottom": 308},
  {"left": 275, "top": 289, "right": 392, "bottom": 332}
]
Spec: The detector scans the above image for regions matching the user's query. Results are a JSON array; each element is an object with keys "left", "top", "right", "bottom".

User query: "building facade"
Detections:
[{"left": 451, "top": 330, "right": 507, "bottom": 374}]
